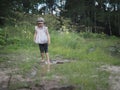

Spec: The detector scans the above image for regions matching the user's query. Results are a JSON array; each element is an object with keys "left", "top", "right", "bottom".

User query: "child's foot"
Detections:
[
  {"left": 45, "top": 61, "right": 48, "bottom": 64},
  {"left": 48, "top": 60, "right": 51, "bottom": 64},
  {"left": 45, "top": 61, "right": 51, "bottom": 64},
  {"left": 41, "top": 60, "right": 45, "bottom": 62}
]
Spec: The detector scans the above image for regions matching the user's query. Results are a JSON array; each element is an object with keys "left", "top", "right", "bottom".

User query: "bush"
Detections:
[
  {"left": 79, "top": 32, "right": 107, "bottom": 39},
  {"left": 7, "top": 37, "right": 21, "bottom": 45},
  {"left": 43, "top": 15, "right": 61, "bottom": 30},
  {"left": 0, "top": 28, "right": 6, "bottom": 45}
]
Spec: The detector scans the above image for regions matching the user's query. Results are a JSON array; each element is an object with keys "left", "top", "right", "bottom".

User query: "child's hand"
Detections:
[{"left": 48, "top": 41, "right": 50, "bottom": 45}]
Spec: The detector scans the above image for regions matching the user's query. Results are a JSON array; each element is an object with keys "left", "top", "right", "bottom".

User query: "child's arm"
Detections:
[
  {"left": 34, "top": 31, "right": 37, "bottom": 41},
  {"left": 46, "top": 29, "right": 50, "bottom": 45}
]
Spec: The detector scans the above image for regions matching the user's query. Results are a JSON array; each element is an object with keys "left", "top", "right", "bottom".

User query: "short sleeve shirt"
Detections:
[{"left": 35, "top": 26, "right": 48, "bottom": 44}]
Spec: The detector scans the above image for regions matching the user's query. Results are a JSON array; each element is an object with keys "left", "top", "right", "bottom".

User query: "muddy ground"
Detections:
[{"left": 0, "top": 53, "right": 120, "bottom": 90}]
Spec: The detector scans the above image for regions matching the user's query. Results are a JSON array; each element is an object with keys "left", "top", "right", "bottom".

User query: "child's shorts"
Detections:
[{"left": 39, "top": 43, "right": 48, "bottom": 53}]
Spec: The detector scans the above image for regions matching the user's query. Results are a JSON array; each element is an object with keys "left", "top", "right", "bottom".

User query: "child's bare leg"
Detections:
[
  {"left": 41, "top": 53, "right": 44, "bottom": 61},
  {"left": 46, "top": 53, "right": 50, "bottom": 64}
]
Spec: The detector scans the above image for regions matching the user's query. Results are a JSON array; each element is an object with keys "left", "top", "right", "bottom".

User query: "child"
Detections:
[{"left": 34, "top": 17, "right": 50, "bottom": 64}]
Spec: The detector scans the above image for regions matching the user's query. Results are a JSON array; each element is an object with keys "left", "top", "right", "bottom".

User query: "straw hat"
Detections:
[{"left": 37, "top": 17, "right": 45, "bottom": 23}]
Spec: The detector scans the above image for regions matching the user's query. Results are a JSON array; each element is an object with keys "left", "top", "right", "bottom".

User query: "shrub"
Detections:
[
  {"left": 7, "top": 37, "right": 21, "bottom": 45},
  {"left": 79, "top": 32, "right": 107, "bottom": 39},
  {"left": 0, "top": 28, "right": 6, "bottom": 45}
]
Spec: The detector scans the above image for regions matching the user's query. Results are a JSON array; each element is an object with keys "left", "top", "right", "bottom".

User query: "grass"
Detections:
[
  {"left": 47, "top": 61, "right": 109, "bottom": 89},
  {"left": 0, "top": 24, "right": 120, "bottom": 90},
  {"left": 50, "top": 31, "right": 120, "bottom": 65}
]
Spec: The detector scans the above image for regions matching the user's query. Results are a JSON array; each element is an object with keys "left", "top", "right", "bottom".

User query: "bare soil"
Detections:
[{"left": 101, "top": 65, "right": 120, "bottom": 90}]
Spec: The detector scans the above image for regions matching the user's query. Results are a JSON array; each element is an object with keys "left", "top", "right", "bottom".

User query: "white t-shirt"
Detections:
[{"left": 34, "top": 26, "right": 48, "bottom": 44}]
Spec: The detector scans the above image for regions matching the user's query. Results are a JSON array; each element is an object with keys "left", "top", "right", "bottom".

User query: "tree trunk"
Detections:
[
  {"left": 108, "top": 13, "right": 112, "bottom": 35},
  {"left": 94, "top": 11, "right": 97, "bottom": 33},
  {"left": 118, "top": 14, "right": 120, "bottom": 36}
]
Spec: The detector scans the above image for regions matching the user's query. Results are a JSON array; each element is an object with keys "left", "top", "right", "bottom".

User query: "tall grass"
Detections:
[{"left": 50, "top": 31, "right": 120, "bottom": 65}]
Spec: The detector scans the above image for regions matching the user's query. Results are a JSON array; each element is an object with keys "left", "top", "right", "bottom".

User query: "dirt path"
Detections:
[{"left": 101, "top": 65, "right": 120, "bottom": 90}]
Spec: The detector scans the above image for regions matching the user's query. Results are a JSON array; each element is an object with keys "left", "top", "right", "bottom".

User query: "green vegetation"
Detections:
[
  {"left": 0, "top": 28, "right": 6, "bottom": 47},
  {"left": 0, "top": 16, "right": 120, "bottom": 90},
  {"left": 0, "top": 14, "right": 120, "bottom": 90},
  {"left": 50, "top": 31, "right": 120, "bottom": 64}
]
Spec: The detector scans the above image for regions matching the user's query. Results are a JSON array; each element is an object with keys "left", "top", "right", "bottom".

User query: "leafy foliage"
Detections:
[
  {"left": 0, "top": 28, "right": 6, "bottom": 46},
  {"left": 63, "top": 0, "right": 120, "bottom": 36}
]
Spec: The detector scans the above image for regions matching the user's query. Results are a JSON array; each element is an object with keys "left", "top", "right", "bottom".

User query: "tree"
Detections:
[
  {"left": 0, "top": 0, "right": 13, "bottom": 25},
  {"left": 0, "top": 0, "right": 42, "bottom": 25},
  {"left": 63, "top": 0, "right": 120, "bottom": 36}
]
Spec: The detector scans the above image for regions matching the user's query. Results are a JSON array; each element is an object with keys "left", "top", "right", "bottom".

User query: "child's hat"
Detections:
[{"left": 37, "top": 17, "right": 44, "bottom": 23}]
